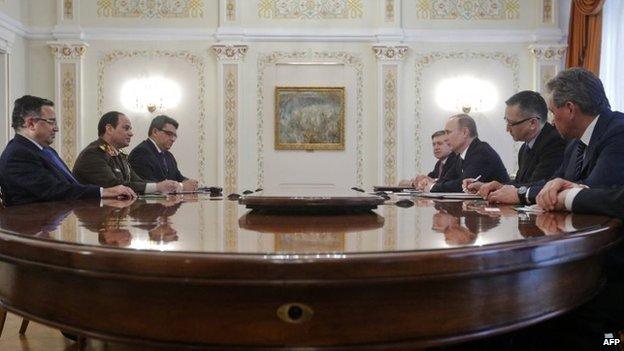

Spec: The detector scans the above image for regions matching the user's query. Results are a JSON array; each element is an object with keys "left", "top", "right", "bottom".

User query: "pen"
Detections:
[{"left": 473, "top": 175, "right": 482, "bottom": 182}]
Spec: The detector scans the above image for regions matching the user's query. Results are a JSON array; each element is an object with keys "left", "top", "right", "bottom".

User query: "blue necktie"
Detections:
[{"left": 41, "top": 147, "right": 78, "bottom": 184}]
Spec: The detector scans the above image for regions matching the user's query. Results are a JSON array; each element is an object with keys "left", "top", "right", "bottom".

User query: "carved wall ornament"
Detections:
[
  {"left": 257, "top": 51, "right": 364, "bottom": 187},
  {"left": 258, "top": 0, "right": 364, "bottom": 19},
  {"left": 49, "top": 43, "right": 88, "bottom": 60},
  {"left": 97, "top": 0, "right": 204, "bottom": 19},
  {"left": 528, "top": 45, "right": 567, "bottom": 61},
  {"left": 211, "top": 45, "right": 248, "bottom": 62},
  {"left": 416, "top": 0, "right": 520, "bottom": 20},
  {"left": 373, "top": 45, "right": 408, "bottom": 61},
  {"left": 97, "top": 50, "right": 208, "bottom": 184},
  {"left": 414, "top": 51, "right": 520, "bottom": 173}
]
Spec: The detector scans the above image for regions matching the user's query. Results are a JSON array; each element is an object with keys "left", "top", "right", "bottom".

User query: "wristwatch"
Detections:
[{"left": 517, "top": 186, "right": 529, "bottom": 205}]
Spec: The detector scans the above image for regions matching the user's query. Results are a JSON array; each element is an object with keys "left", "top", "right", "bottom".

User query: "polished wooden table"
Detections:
[{"left": 0, "top": 192, "right": 621, "bottom": 349}]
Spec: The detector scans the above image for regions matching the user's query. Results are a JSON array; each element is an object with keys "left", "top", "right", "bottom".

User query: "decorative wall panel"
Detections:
[
  {"left": 97, "top": 50, "right": 208, "bottom": 184},
  {"left": 223, "top": 65, "right": 238, "bottom": 193},
  {"left": 64, "top": 0, "right": 74, "bottom": 19},
  {"left": 385, "top": 0, "right": 395, "bottom": 22},
  {"left": 226, "top": 0, "right": 236, "bottom": 21},
  {"left": 258, "top": 0, "right": 364, "bottom": 19},
  {"left": 382, "top": 65, "right": 398, "bottom": 185},
  {"left": 416, "top": 0, "right": 520, "bottom": 20},
  {"left": 257, "top": 51, "right": 364, "bottom": 187},
  {"left": 60, "top": 63, "right": 77, "bottom": 167},
  {"left": 542, "top": 0, "right": 553, "bottom": 23},
  {"left": 97, "top": 0, "right": 204, "bottom": 19},
  {"left": 414, "top": 51, "right": 519, "bottom": 173}
]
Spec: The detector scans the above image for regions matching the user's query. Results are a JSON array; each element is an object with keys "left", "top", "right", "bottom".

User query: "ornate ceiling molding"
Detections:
[
  {"left": 258, "top": 0, "right": 364, "bottom": 19},
  {"left": 416, "top": 0, "right": 520, "bottom": 20},
  {"left": 96, "top": 0, "right": 204, "bottom": 19}
]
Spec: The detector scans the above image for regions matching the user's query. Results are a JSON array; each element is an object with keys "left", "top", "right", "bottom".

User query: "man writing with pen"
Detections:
[
  {"left": 463, "top": 90, "right": 566, "bottom": 200},
  {"left": 416, "top": 113, "right": 509, "bottom": 192}
]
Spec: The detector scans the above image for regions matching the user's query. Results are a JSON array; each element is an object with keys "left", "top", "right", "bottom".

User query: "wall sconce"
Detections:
[
  {"left": 120, "top": 76, "right": 181, "bottom": 114},
  {"left": 435, "top": 76, "right": 498, "bottom": 114}
]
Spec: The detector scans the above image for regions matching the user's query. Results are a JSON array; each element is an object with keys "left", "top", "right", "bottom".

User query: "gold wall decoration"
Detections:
[
  {"left": 226, "top": 0, "right": 236, "bottom": 21},
  {"left": 97, "top": 50, "right": 208, "bottom": 184},
  {"left": 274, "top": 87, "right": 346, "bottom": 151},
  {"left": 258, "top": 0, "right": 363, "bottom": 19},
  {"left": 542, "top": 0, "right": 553, "bottom": 23},
  {"left": 64, "top": 0, "right": 74, "bottom": 19},
  {"left": 414, "top": 51, "right": 519, "bottom": 173},
  {"left": 385, "top": 0, "right": 395, "bottom": 22},
  {"left": 382, "top": 66, "right": 397, "bottom": 186},
  {"left": 223, "top": 65, "right": 238, "bottom": 193},
  {"left": 256, "top": 51, "right": 365, "bottom": 188},
  {"left": 61, "top": 63, "right": 77, "bottom": 168},
  {"left": 416, "top": 0, "right": 520, "bottom": 20},
  {"left": 97, "top": 0, "right": 204, "bottom": 19}
]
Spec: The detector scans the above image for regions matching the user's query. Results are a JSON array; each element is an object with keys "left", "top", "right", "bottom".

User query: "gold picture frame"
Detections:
[{"left": 275, "top": 86, "right": 345, "bottom": 150}]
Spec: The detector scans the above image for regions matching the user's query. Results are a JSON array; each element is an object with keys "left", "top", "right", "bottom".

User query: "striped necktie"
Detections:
[{"left": 574, "top": 141, "right": 586, "bottom": 181}]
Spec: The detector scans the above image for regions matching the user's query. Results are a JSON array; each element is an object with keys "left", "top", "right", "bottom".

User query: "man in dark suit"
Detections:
[
  {"left": 418, "top": 114, "right": 509, "bottom": 192},
  {"left": 73, "top": 112, "right": 179, "bottom": 195},
  {"left": 466, "top": 91, "right": 566, "bottom": 196},
  {"left": 0, "top": 95, "right": 134, "bottom": 206},
  {"left": 399, "top": 130, "right": 458, "bottom": 187},
  {"left": 128, "top": 115, "right": 198, "bottom": 191},
  {"left": 479, "top": 68, "right": 624, "bottom": 206}
]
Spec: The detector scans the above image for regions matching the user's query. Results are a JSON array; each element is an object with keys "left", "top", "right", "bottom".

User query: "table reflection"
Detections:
[{"left": 0, "top": 195, "right": 614, "bottom": 254}]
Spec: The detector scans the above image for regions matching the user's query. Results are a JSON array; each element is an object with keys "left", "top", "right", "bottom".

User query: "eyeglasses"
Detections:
[
  {"left": 158, "top": 129, "right": 177, "bottom": 138},
  {"left": 35, "top": 117, "right": 58, "bottom": 126},
  {"left": 504, "top": 116, "right": 538, "bottom": 127}
]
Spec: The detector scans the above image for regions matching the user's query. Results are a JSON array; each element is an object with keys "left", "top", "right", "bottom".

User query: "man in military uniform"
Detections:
[{"left": 73, "top": 111, "right": 179, "bottom": 194}]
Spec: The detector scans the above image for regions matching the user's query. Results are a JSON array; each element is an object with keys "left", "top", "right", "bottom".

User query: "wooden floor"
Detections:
[{"left": 0, "top": 312, "right": 180, "bottom": 351}]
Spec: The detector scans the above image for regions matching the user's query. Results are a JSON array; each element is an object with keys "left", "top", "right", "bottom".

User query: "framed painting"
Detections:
[{"left": 275, "top": 87, "right": 345, "bottom": 150}]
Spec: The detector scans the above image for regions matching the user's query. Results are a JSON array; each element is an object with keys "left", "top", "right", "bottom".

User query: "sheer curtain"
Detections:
[{"left": 600, "top": 0, "right": 624, "bottom": 111}]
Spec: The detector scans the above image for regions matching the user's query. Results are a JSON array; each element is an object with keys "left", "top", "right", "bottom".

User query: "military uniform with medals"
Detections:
[{"left": 73, "top": 139, "right": 147, "bottom": 194}]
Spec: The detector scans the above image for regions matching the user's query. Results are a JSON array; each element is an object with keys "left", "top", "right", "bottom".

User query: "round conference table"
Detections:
[{"left": 0, "top": 192, "right": 621, "bottom": 349}]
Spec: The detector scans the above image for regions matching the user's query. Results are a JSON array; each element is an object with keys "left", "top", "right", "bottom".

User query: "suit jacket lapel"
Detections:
[
  {"left": 581, "top": 111, "right": 611, "bottom": 175},
  {"left": 14, "top": 135, "right": 69, "bottom": 182},
  {"left": 145, "top": 139, "right": 167, "bottom": 178}
]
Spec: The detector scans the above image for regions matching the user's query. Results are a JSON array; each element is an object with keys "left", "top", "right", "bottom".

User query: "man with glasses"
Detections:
[
  {"left": 128, "top": 115, "right": 198, "bottom": 191},
  {"left": 73, "top": 111, "right": 179, "bottom": 194},
  {"left": 417, "top": 113, "right": 510, "bottom": 192},
  {"left": 0, "top": 95, "right": 135, "bottom": 206},
  {"left": 464, "top": 90, "right": 566, "bottom": 197},
  {"left": 474, "top": 67, "right": 624, "bottom": 207}
]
